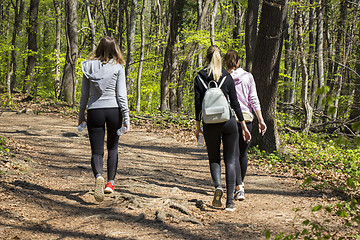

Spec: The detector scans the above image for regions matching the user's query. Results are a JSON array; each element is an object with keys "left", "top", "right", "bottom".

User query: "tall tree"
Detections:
[
  {"left": 85, "top": 0, "right": 96, "bottom": 51},
  {"left": 316, "top": 1, "right": 325, "bottom": 111},
  {"left": 24, "top": 0, "right": 40, "bottom": 96},
  {"left": 252, "top": 0, "right": 288, "bottom": 152},
  {"left": 9, "top": 0, "right": 25, "bottom": 93},
  {"left": 296, "top": 6, "right": 313, "bottom": 133},
  {"left": 136, "top": 0, "right": 146, "bottom": 113},
  {"left": 160, "top": 0, "right": 185, "bottom": 111},
  {"left": 245, "top": 0, "right": 259, "bottom": 72},
  {"left": 53, "top": 0, "right": 61, "bottom": 98},
  {"left": 125, "top": 0, "right": 137, "bottom": 108},
  {"left": 60, "top": 0, "right": 78, "bottom": 105}
]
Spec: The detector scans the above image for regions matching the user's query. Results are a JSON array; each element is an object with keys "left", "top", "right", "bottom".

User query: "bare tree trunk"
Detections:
[
  {"left": 60, "top": 0, "right": 78, "bottom": 105},
  {"left": 245, "top": 0, "right": 259, "bottom": 73},
  {"left": 283, "top": 18, "right": 290, "bottom": 103},
  {"left": 125, "top": 0, "right": 137, "bottom": 109},
  {"left": 53, "top": 0, "right": 61, "bottom": 99},
  {"left": 296, "top": 9, "right": 313, "bottom": 133},
  {"left": 24, "top": 0, "right": 40, "bottom": 96},
  {"left": 85, "top": 0, "right": 96, "bottom": 51},
  {"left": 9, "top": 0, "right": 25, "bottom": 93},
  {"left": 210, "top": 0, "right": 219, "bottom": 45},
  {"left": 289, "top": 8, "right": 298, "bottom": 105},
  {"left": 232, "top": 0, "right": 241, "bottom": 48},
  {"left": 316, "top": 1, "right": 325, "bottom": 111},
  {"left": 252, "top": 0, "right": 288, "bottom": 152},
  {"left": 100, "top": 0, "right": 110, "bottom": 36},
  {"left": 160, "top": 0, "right": 185, "bottom": 111},
  {"left": 136, "top": 0, "right": 146, "bottom": 113}
]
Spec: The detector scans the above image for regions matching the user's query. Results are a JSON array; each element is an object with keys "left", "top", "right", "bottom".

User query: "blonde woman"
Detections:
[
  {"left": 194, "top": 45, "right": 251, "bottom": 211},
  {"left": 78, "top": 36, "right": 130, "bottom": 202}
]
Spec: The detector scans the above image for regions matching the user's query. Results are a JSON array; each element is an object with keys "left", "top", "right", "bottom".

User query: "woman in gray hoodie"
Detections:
[{"left": 78, "top": 36, "right": 130, "bottom": 202}]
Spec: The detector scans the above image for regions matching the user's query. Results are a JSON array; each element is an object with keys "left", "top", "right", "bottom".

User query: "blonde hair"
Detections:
[
  {"left": 206, "top": 45, "right": 222, "bottom": 82},
  {"left": 92, "top": 36, "right": 125, "bottom": 65}
]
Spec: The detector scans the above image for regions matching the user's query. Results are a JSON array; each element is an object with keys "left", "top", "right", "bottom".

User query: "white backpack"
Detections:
[{"left": 198, "top": 75, "right": 230, "bottom": 124}]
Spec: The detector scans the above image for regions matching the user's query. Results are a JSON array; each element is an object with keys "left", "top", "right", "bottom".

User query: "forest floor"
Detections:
[{"left": 0, "top": 103, "right": 350, "bottom": 239}]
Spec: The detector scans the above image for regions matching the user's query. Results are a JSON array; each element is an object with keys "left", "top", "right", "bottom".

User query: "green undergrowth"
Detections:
[{"left": 256, "top": 132, "right": 360, "bottom": 239}]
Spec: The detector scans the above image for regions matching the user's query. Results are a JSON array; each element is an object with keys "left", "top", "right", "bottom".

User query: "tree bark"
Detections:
[
  {"left": 100, "top": 0, "right": 110, "bottom": 36},
  {"left": 53, "top": 0, "right": 61, "bottom": 99},
  {"left": 136, "top": 0, "right": 146, "bottom": 113},
  {"left": 9, "top": 0, "right": 25, "bottom": 93},
  {"left": 85, "top": 0, "right": 96, "bottom": 51},
  {"left": 296, "top": 8, "right": 313, "bottom": 133},
  {"left": 210, "top": 0, "right": 219, "bottom": 45},
  {"left": 160, "top": 0, "right": 185, "bottom": 111},
  {"left": 316, "top": 1, "right": 325, "bottom": 111},
  {"left": 60, "top": 0, "right": 78, "bottom": 105},
  {"left": 252, "top": 0, "right": 288, "bottom": 152},
  {"left": 245, "top": 0, "right": 259, "bottom": 73},
  {"left": 125, "top": 0, "right": 137, "bottom": 108},
  {"left": 24, "top": 0, "right": 40, "bottom": 96},
  {"left": 289, "top": 8, "right": 298, "bottom": 106}
]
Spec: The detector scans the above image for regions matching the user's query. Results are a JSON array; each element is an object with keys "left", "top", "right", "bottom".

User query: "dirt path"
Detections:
[{"left": 0, "top": 111, "right": 336, "bottom": 239}]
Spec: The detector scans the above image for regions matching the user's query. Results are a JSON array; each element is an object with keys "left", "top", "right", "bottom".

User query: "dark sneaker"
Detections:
[
  {"left": 94, "top": 176, "right": 105, "bottom": 202},
  {"left": 212, "top": 187, "right": 223, "bottom": 208},
  {"left": 234, "top": 189, "right": 245, "bottom": 201},
  {"left": 104, "top": 182, "right": 114, "bottom": 194},
  {"left": 225, "top": 202, "right": 236, "bottom": 212}
]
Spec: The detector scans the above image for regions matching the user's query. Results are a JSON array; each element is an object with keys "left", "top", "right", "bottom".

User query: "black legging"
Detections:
[
  {"left": 87, "top": 108, "right": 122, "bottom": 181},
  {"left": 203, "top": 117, "right": 238, "bottom": 204},
  {"left": 235, "top": 122, "right": 253, "bottom": 185}
]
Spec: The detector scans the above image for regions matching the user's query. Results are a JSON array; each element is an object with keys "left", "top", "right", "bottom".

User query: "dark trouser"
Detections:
[
  {"left": 87, "top": 108, "right": 122, "bottom": 181},
  {"left": 203, "top": 117, "right": 238, "bottom": 204},
  {"left": 235, "top": 122, "right": 253, "bottom": 186}
]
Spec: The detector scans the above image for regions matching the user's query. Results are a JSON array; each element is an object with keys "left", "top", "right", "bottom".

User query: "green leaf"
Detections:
[
  {"left": 304, "top": 177, "right": 313, "bottom": 185},
  {"left": 303, "top": 219, "right": 310, "bottom": 225},
  {"left": 328, "top": 106, "right": 336, "bottom": 115},
  {"left": 265, "top": 230, "right": 271, "bottom": 239},
  {"left": 336, "top": 210, "right": 348, "bottom": 217},
  {"left": 352, "top": 122, "right": 360, "bottom": 131},
  {"left": 346, "top": 178, "right": 356, "bottom": 189},
  {"left": 312, "top": 205, "right": 322, "bottom": 212}
]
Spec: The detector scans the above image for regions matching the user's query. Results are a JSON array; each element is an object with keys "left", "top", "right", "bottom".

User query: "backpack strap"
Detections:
[
  {"left": 197, "top": 75, "right": 208, "bottom": 89},
  {"left": 218, "top": 76, "right": 227, "bottom": 88}
]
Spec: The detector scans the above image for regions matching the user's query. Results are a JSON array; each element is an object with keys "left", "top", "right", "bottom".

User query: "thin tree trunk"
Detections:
[
  {"left": 297, "top": 9, "right": 313, "bottom": 133},
  {"left": 283, "top": 18, "right": 290, "bottom": 103},
  {"left": 53, "top": 0, "right": 61, "bottom": 99},
  {"left": 24, "top": 0, "right": 40, "bottom": 96},
  {"left": 252, "top": 0, "right": 288, "bottom": 152},
  {"left": 245, "top": 0, "right": 259, "bottom": 73},
  {"left": 125, "top": 0, "right": 137, "bottom": 108},
  {"left": 210, "top": 0, "right": 219, "bottom": 45},
  {"left": 10, "top": 0, "right": 25, "bottom": 92},
  {"left": 232, "top": 0, "right": 241, "bottom": 48},
  {"left": 85, "top": 0, "right": 96, "bottom": 51},
  {"left": 289, "top": 9, "right": 298, "bottom": 105},
  {"left": 60, "top": 0, "right": 78, "bottom": 105},
  {"left": 160, "top": 0, "right": 185, "bottom": 111},
  {"left": 136, "top": 0, "right": 146, "bottom": 113},
  {"left": 100, "top": 0, "right": 110, "bottom": 36},
  {"left": 316, "top": 1, "right": 325, "bottom": 111}
]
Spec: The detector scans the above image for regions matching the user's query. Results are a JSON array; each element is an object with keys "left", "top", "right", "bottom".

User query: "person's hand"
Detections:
[
  {"left": 259, "top": 121, "right": 267, "bottom": 136},
  {"left": 242, "top": 127, "right": 252, "bottom": 143},
  {"left": 124, "top": 124, "right": 131, "bottom": 133},
  {"left": 195, "top": 127, "right": 203, "bottom": 140}
]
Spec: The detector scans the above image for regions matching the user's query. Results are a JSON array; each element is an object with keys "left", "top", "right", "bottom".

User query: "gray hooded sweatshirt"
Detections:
[{"left": 78, "top": 59, "right": 130, "bottom": 126}]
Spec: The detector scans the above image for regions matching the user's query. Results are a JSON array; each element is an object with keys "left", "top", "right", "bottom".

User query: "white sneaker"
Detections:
[
  {"left": 94, "top": 176, "right": 105, "bottom": 202},
  {"left": 234, "top": 183, "right": 245, "bottom": 201}
]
